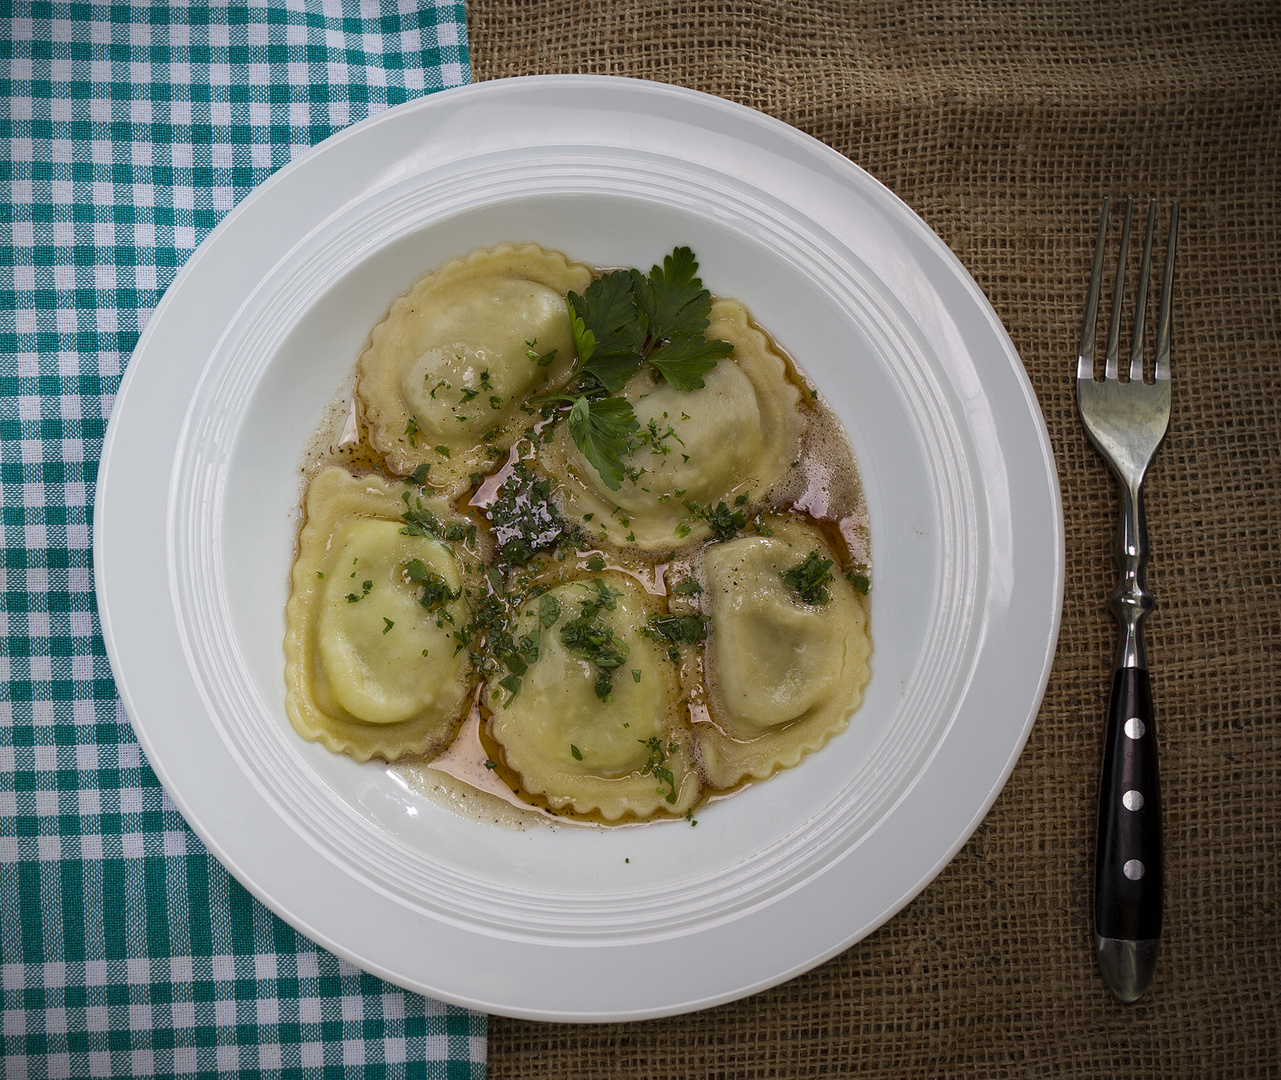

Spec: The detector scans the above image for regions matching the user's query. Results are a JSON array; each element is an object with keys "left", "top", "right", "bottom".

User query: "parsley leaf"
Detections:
[
  {"left": 568, "top": 271, "right": 646, "bottom": 392},
  {"left": 630, "top": 246, "right": 714, "bottom": 343},
  {"left": 567, "top": 396, "right": 640, "bottom": 492},
  {"left": 647, "top": 333, "right": 734, "bottom": 392}
]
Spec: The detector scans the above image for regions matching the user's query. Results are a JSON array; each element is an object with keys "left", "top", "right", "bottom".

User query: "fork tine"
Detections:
[
  {"left": 1078, "top": 197, "right": 1110, "bottom": 381},
  {"left": 1104, "top": 198, "right": 1134, "bottom": 381},
  {"left": 1154, "top": 201, "right": 1180, "bottom": 383},
  {"left": 1128, "top": 200, "right": 1158, "bottom": 381}
]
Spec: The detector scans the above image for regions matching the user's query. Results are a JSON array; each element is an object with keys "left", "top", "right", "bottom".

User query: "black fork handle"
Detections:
[{"left": 1094, "top": 665, "right": 1163, "bottom": 1001}]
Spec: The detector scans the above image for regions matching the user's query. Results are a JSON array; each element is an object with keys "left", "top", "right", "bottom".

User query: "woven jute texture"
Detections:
[{"left": 469, "top": 1, "right": 1281, "bottom": 1076}]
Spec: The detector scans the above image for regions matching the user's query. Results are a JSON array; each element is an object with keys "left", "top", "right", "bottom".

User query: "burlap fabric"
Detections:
[{"left": 468, "top": 1, "right": 1281, "bottom": 1076}]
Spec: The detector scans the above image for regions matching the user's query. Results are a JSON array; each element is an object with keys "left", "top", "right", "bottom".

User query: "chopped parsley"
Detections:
[
  {"left": 400, "top": 498, "right": 476, "bottom": 545},
  {"left": 638, "top": 416, "right": 686, "bottom": 458},
  {"left": 780, "top": 550, "right": 836, "bottom": 604},
  {"left": 486, "top": 460, "right": 567, "bottom": 566},
  {"left": 345, "top": 579, "right": 373, "bottom": 603},
  {"left": 640, "top": 736, "right": 679, "bottom": 804},
  {"left": 681, "top": 498, "right": 747, "bottom": 541},
  {"left": 558, "top": 579, "right": 628, "bottom": 701},
  {"left": 404, "top": 558, "right": 460, "bottom": 613},
  {"left": 642, "top": 613, "right": 708, "bottom": 645},
  {"left": 451, "top": 589, "right": 541, "bottom": 705},
  {"left": 525, "top": 339, "right": 558, "bottom": 367},
  {"left": 538, "top": 593, "right": 562, "bottom": 629}
]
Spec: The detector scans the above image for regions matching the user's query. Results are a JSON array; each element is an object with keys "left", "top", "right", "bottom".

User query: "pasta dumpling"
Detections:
[
  {"left": 544, "top": 298, "right": 804, "bottom": 550},
  {"left": 694, "top": 520, "right": 871, "bottom": 789},
  {"left": 284, "top": 467, "right": 475, "bottom": 761},
  {"left": 488, "top": 575, "right": 700, "bottom": 821},
  {"left": 356, "top": 244, "right": 594, "bottom": 493}
]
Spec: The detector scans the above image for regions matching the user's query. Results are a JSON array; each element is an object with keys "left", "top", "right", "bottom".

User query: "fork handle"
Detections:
[{"left": 1095, "top": 664, "right": 1163, "bottom": 1001}]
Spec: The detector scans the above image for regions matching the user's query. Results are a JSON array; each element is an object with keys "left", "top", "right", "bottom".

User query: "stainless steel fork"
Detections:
[{"left": 1077, "top": 196, "right": 1179, "bottom": 1003}]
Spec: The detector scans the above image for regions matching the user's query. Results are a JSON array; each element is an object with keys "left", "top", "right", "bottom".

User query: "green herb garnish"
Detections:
[
  {"left": 534, "top": 247, "right": 731, "bottom": 491},
  {"left": 558, "top": 580, "right": 627, "bottom": 701},
  {"left": 400, "top": 503, "right": 475, "bottom": 545},
  {"left": 780, "top": 550, "right": 836, "bottom": 604},
  {"left": 681, "top": 498, "right": 746, "bottom": 541},
  {"left": 487, "top": 460, "right": 567, "bottom": 566},
  {"left": 526, "top": 338, "right": 559, "bottom": 367},
  {"left": 640, "top": 736, "right": 679, "bottom": 804},
  {"left": 404, "top": 558, "right": 461, "bottom": 613},
  {"left": 642, "top": 613, "right": 708, "bottom": 645},
  {"left": 538, "top": 593, "right": 562, "bottom": 629}
]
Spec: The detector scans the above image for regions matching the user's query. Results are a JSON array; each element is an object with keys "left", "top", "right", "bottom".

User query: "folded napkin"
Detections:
[{"left": 1, "top": 3, "right": 486, "bottom": 1077}]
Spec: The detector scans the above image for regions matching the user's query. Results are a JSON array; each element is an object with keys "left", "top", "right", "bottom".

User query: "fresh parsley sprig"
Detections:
[{"left": 536, "top": 247, "right": 732, "bottom": 491}]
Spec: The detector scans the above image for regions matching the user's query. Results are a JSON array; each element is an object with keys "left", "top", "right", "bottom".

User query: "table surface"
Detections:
[{"left": 5, "top": 1, "right": 1280, "bottom": 1078}]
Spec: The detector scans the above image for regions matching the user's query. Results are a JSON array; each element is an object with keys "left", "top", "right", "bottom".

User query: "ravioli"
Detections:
[
  {"left": 487, "top": 576, "right": 701, "bottom": 821},
  {"left": 356, "top": 244, "right": 594, "bottom": 493},
  {"left": 289, "top": 244, "right": 872, "bottom": 824},
  {"left": 543, "top": 298, "right": 805, "bottom": 550},
  {"left": 694, "top": 519, "right": 871, "bottom": 789},
  {"left": 284, "top": 467, "right": 477, "bottom": 761}
]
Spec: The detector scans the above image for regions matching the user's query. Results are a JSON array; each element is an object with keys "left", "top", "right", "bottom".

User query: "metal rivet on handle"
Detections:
[
  {"left": 1123, "top": 859, "right": 1145, "bottom": 881},
  {"left": 1122, "top": 790, "right": 1145, "bottom": 811},
  {"left": 1124, "top": 717, "right": 1146, "bottom": 739}
]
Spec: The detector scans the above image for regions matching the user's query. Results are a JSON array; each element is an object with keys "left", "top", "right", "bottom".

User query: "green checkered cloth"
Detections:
[{"left": 0, "top": 3, "right": 486, "bottom": 1077}]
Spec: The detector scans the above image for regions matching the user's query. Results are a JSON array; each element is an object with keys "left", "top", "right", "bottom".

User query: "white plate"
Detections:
[{"left": 95, "top": 76, "right": 1062, "bottom": 1022}]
